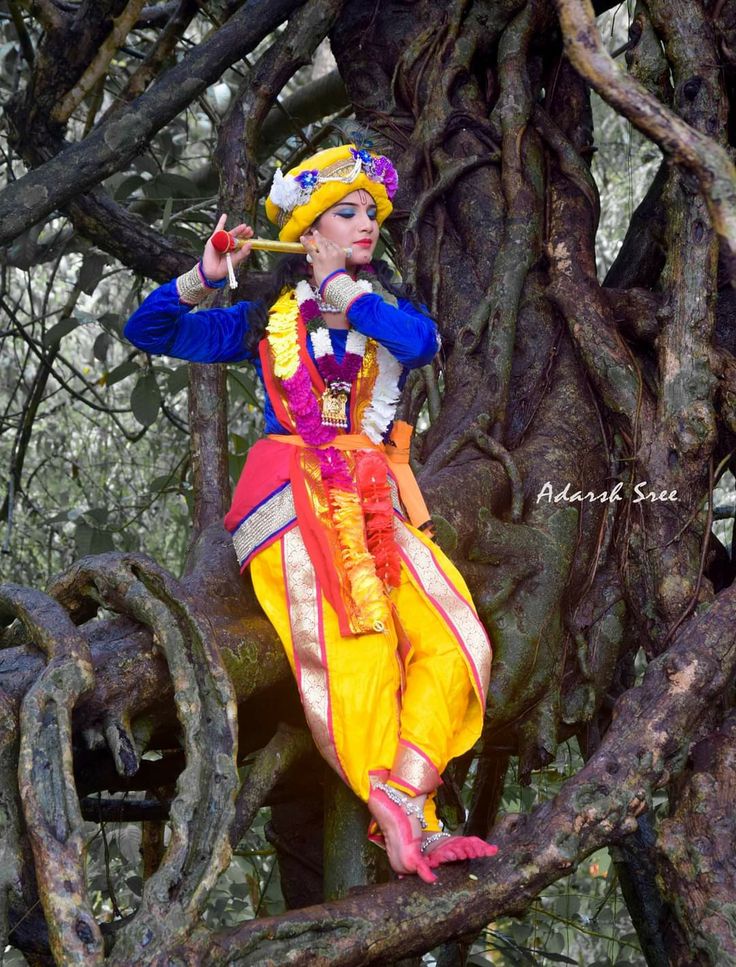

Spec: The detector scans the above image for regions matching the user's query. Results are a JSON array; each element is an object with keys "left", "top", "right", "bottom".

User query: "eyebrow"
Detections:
[{"left": 334, "top": 202, "right": 377, "bottom": 208}]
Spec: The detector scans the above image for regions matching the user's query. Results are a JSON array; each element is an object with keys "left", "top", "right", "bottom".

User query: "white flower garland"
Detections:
[{"left": 362, "top": 343, "right": 403, "bottom": 444}]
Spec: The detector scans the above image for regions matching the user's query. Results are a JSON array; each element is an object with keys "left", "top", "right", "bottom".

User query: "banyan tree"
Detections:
[{"left": 2, "top": 0, "right": 736, "bottom": 963}]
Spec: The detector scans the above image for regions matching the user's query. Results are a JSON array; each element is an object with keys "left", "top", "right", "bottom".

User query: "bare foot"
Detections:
[
  {"left": 367, "top": 786, "right": 437, "bottom": 884},
  {"left": 422, "top": 833, "right": 499, "bottom": 869}
]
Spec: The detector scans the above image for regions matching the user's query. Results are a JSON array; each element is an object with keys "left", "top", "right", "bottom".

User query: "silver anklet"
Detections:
[
  {"left": 373, "top": 780, "right": 428, "bottom": 830},
  {"left": 421, "top": 832, "right": 451, "bottom": 854}
]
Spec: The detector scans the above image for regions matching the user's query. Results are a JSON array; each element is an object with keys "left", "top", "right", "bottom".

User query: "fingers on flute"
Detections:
[{"left": 233, "top": 241, "right": 253, "bottom": 265}]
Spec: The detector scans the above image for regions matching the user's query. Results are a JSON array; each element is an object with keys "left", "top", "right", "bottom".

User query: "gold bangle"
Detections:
[
  {"left": 176, "top": 264, "right": 208, "bottom": 305},
  {"left": 321, "top": 274, "right": 368, "bottom": 312}
]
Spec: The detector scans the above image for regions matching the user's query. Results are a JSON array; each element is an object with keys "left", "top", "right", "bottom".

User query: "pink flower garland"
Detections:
[{"left": 282, "top": 365, "right": 335, "bottom": 445}]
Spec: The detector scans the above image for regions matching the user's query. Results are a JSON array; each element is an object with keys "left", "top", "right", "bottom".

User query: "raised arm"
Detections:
[
  {"left": 345, "top": 293, "right": 439, "bottom": 368},
  {"left": 123, "top": 214, "right": 256, "bottom": 363},
  {"left": 123, "top": 279, "right": 254, "bottom": 364}
]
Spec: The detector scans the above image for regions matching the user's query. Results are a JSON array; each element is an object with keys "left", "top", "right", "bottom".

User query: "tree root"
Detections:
[
  {"left": 0, "top": 584, "right": 103, "bottom": 964},
  {"left": 48, "top": 552, "right": 239, "bottom": 964},
  {"left": 438, "top": 414, "right": 524, "bottom": 522}
]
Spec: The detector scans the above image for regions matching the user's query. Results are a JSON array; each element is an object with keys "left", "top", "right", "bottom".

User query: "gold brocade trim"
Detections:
[
  {"left": 276, "top": 157, "right": 365, "bottom": 226},
  {"left": 390, "top": 740, "right": 441, "bottom": 795},
  {"left": 231, "top": 484, "right": 295, "bottom": 566},
  {"left": 351, "top": 338, "right": 379, "bottom": 432},
  {"left": 176, "top": 265, "right": 208, "bottom": 305},
  {"left": 283, "top": 528, "right": 348, "bottom": 782},
  {"left": 394, "top": 525, "right": 492, "bottom": 701}
]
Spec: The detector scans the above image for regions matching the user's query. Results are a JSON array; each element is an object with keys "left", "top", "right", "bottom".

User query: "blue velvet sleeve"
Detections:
[
  {"left": 346, "top": 294, "right": 439, "bottom": 368},
  {"left": 122, "top": 278, "right": 255, "bottom": 363}
]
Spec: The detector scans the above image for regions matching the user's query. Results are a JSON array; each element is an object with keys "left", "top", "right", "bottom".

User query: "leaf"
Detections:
[
  {"left": 79, "top": 253, "right": 108, "bottom": 294},
  {"left": 126, "top": 875, "right": 143, "bottom": 898},
  {"left": 167, "top": 364, "right": 190, "bottom": 396},
  {"left": 98, "top": 311, "right": 122, "bottom": 335},
  {"left": 93, "top": 331, "right": 112, "bottom": 363},
  {"left": 113, "top": 174, "right": 145, "bottom": 201},
  {"left": 117, "top": 825, "right": 142, "bottom": 865},
  {"left": 150, "top": 473, "right": 177, "bottom": 492},
  {"left": 43, "top": 316, "right": 80, "bottom": 348},
  {"left": 132, "top": 154, "right": 159, "bottom": 176},
  {"left": 130, "top": 372, "right": 161, "bottom": 426},
  {"left": 143, "top": 173, "right": 200, "bottom": 201},
  {"left": 75, "top": 521, "right": 115, "bottom": 556},
  {"left": 168, "top": 224, "right": 203, "bottom": 249},
  {"left": 161, "top": 196, "right": 174, "bottom": 234},
  {"left": 105, "top": 359, "right": 139, "bottom": 386},
  {"left": 535, "top": 952, "right": 577, "bottom": 965},
  {"left": 228, "top": 369, "right": 260, "bottom": 407},
  {"left": 229, "top": 452, "right": 248, "bottom": 485}
]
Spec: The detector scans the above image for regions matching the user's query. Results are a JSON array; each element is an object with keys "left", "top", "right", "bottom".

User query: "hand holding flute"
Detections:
[
  {"left": 200, "top": 214, "right": 353, "bottom": 290},
  {"left": 200, "top": 214, "right": 254, "bottom": 285}
]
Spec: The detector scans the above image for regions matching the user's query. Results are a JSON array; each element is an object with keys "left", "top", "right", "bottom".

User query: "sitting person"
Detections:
[{"left": 123, "top": 143, "right": 497, "bottom": 883}]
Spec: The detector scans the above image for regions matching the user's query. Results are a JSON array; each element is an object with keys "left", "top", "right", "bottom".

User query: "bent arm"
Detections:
[
  {"left": 123, "top": 278, "right": 254, "bottom": 363},
  {"left": 346, "top": 294, "right": 440, "bottom": 368}
]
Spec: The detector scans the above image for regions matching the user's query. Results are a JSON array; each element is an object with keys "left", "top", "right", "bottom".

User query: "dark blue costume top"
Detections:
[{"left": 123, "top": 278, "right": 438, "bottom": 435}]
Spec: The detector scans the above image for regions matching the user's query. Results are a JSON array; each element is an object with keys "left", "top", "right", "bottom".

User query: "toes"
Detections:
[
  {"left": 470, "top": 839, "right": 499, "bottom": 858},
  {"left": 416, "top": 859, "right": 438, "bottom": 884}
]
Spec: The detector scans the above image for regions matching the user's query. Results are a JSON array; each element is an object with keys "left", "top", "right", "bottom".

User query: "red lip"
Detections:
[{"left": 354, "top": 240, "right": 373, "bottom": 247}]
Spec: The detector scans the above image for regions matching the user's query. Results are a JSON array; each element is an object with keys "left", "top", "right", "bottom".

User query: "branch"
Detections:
[
  {"left": 100, "top": 0, "right": 201, "bottom": 122},
  {"left": 230, "top": 724, "right": 313, "bottom": 848},
  {"left": 657, "top": 710, "right": 736, "bottom": 961},
  {"left": 554, "top": 0, "right": 736, "bottom": 282},
  {"left": 258, "top": 68, "right": 349, "bottom": 160},
  {"left": 0, "top": 0, "right": 307, "bottom": 245},
  {"left": 171, "top": 582, "right": 736, "bottom": 964},
  {"left": 217, "top": 0, "right": 343, "bottom": 216},
  {"left": 14, "top": 0, "right": 64, "bottom": 31},
  {"left": 65, "top": 187, "right": 196, "bottom": 279},
  {"left": 51, "top": 0, "right": 147, "bottom": 123}
]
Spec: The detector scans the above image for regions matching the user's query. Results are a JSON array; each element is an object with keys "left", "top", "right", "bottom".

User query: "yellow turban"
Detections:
[{"left": 265, "top": 143, "right": 397, "bottom": 242}]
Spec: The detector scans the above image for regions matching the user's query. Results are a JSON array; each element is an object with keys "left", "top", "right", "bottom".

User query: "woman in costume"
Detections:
[{"left": 123, "top": 144, "right": 496, "bottom": 884}]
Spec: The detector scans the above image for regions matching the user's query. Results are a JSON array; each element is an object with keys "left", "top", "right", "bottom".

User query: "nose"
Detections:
[{"left": 357, "top": 210, "right": 374, "bottom": 233}]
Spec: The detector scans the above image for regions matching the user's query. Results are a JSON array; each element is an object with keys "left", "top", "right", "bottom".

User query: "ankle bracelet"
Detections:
[
  {"left": 420, "top": 832, "right": 451, "bottom": 854},
  {"left": 373, "top": 781, "right": 428, "bottom": 830}
]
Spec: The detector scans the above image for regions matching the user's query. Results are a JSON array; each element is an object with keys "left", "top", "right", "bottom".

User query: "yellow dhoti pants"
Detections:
[{"left": 250, "top": 518, "right": 491, "bottom": 837}]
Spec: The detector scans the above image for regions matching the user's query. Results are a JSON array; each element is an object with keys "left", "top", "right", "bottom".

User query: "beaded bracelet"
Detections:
[
  {"left": 318, "top": 268, "right": 348, "bottom": 298},
  {"left": 321, "top": 273, "right": 370, "bottom": 313}
]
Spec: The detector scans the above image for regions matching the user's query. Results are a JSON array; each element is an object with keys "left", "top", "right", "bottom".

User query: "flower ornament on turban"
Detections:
[{"left": 265, "top": 143, "right": 398, "bottom": 242}]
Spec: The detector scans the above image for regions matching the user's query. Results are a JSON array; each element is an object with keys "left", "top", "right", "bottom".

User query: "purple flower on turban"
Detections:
[{"left": 369, "top": 155, "right": 399, "bottom": 199}]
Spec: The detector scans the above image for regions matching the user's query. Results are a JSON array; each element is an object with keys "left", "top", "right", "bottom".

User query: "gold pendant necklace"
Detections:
[{"left": 320, "top": 384, "right": 349, "bottom": 428}]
